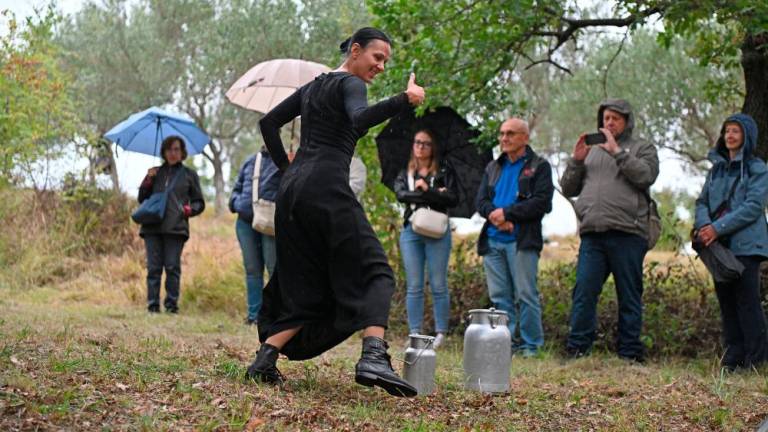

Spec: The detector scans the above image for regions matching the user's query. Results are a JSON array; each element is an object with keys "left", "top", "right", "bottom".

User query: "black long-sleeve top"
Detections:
[
  {"left": 394, "top": 165, "right": 459, "bottom": 226},
  {"left": 258, "top": 71, "right": 409, "bottom": 171}
]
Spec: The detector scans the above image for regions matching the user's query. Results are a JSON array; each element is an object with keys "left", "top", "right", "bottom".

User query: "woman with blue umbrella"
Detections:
[
  {"left": 137, "top": 136, "right": 205, "bottom": 313},
  {"left": 105, "top": 107, "right": 208, "bottom": 313}
]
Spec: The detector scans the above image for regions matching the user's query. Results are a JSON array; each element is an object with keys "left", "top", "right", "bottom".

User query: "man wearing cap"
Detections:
[{"left": 560, "top": 99, "right": 659, "bottom": 362}]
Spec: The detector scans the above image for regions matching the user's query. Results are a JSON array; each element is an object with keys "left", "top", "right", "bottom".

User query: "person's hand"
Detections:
[
  {"left": 488, "top": 208, "right": 505, "bottom": 226},
  {"left": 697, "top": 224, "right": 718, "bottom": 247},
  {"left": 147, "top": 167, "right": 158, "bottom": 177},
  {"left": 414, "top": 178, "right": 429, "bottom": 191},
  {"left": 499, "top": 221, "right": 514, "bottom": 232},
  {"left": 183, "top": 204, "right": 192, "bottom": 218},
  {"left": 405, "top": 73, "right": 425, "bottom": 106},
  {"left": 572, "top": 134, "right": 591, "bottom": 162},
  {"left": 598, "top": 127, "right": 621, "bottom": 156}
]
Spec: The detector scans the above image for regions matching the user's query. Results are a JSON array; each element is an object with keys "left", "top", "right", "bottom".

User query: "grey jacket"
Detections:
[{"left": 560, "top": 99, "right": 660, "bottom": 240}]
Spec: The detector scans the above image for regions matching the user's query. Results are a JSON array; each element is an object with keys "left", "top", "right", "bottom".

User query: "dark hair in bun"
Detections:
[{"left": 339, "top": 27, "right": 391, "bottom": 56}]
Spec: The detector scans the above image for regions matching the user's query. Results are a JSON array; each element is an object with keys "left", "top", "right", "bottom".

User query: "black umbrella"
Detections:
[{"left": 375, "top": 106, "right": 493, "bottom": 218}]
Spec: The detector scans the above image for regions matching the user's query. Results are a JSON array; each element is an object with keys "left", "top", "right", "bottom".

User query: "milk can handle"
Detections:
[{"left": 402, "top": 338, "right": 435, "bottom": 366}]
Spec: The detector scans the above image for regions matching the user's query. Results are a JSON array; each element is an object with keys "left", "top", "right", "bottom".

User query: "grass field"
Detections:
[
  {"left": 2, "top": 288, "right": 767, "bottom": 431},
  {"left": 2, "top": 215, "right": 767, "bottom": 430}
]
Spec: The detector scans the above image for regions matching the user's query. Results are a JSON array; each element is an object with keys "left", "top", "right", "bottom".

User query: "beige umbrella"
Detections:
[{"left": 226, "top": 58, "right": 331, "bottom": 113}]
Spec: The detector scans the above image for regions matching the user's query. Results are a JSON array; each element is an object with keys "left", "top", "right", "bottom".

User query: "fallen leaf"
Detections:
[{"left": 244, "top": 416, "right": 266, "bottom": 431}]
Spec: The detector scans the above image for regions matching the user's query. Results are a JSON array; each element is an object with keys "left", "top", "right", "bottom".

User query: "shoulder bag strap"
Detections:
[
  {"left": 165, "top": 166, "right": 186, "bottom": 195},
  {"left": 252, "top": 152, "right": 263, "bottom": 201},
  {"left": 407, "top": 171, "right": 416, "bottom": 211}
]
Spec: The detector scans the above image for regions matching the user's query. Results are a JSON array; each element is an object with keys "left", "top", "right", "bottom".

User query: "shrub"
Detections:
[{"left": 0, "top": 182, "right": 136, "bottom": 289}]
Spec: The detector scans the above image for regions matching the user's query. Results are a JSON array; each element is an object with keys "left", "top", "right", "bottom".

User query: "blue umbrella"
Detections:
[{"left": 104, "top": 107, "right": 210, "bottom": 157}]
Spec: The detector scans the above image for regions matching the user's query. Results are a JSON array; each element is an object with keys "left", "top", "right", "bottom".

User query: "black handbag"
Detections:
[{"left": 692, "top": 239, "right": 745, "bottom": 283}]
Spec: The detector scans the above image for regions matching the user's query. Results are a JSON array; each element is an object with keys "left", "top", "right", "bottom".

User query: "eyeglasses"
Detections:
[{"left": 413, "top": 140, "right": 433, "bottom": 148}]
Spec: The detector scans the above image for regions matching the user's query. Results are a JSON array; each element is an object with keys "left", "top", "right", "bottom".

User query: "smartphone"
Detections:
[{"left": 584, "top": 132, "right": 607, "bottom": 145}]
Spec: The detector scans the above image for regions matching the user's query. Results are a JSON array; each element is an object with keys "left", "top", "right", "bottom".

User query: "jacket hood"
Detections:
[
  {"left": 597, "top": 99, "right": 635, "bottom": 142},
  {"left": 711, "top": 113, "right": 758, "bottom": 163}
]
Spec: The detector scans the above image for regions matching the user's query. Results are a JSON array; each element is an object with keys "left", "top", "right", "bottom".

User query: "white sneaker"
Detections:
[{"left": 433, "top": 333, "right": 446, "bottom": 349}]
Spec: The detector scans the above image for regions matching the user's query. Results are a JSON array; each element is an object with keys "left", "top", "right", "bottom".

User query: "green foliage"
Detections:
[
  {"left": 0, "top": 7, "right": 79, "bottom": 184},
  {"left": 646, "top": 0, "right": 768, "bottom": 67},
  {"left": 533, "top": 30, "right": 741, "bottom": 169},
  {"left": 653, "top": 187, "right": 696, "bottom": 251}
]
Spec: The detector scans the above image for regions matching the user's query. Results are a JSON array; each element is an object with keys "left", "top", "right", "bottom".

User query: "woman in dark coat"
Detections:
[
  {"left": 245, "top": 27, "right": 425, "bottom": 397},
  {"left": 138, "top": 135, "right": 205, "bottom": 313}
]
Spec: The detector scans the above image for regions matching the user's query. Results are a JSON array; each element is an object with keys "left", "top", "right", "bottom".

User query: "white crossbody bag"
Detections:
[
  {"left": 408, "top": 173, "right": 449, "bottom": 239},
  {"left": 251, "top": 152, "right": 276, "bottom": 236}
]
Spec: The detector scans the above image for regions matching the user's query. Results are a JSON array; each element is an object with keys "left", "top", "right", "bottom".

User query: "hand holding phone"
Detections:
[{"left": 584, "top": 132, "right": 607, "bottom": 146}]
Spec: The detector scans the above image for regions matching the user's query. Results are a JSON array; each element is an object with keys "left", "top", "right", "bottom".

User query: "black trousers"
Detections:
[
  {"left": 144, "top": 234, "right": 186, "bottom": 311},
  {"left": 714, "top": 255, "right": 768, "bottom": 369}
]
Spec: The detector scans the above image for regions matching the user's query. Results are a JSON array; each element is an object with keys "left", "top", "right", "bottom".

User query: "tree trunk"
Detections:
[
  {"left": 740, "top": 33, "right": 768, "bottom": 161},
  {"left": 108, "top": 144, "right": 120, "bottom": 193},
  {"left": 209, "top": 141, "right": 225, "bottom": 216},
  {"left": 739, "top": 34, "right": 768, "bottom": 295}
]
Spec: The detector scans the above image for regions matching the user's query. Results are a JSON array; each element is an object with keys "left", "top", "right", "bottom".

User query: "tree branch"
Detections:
[{"left": 601, "top": 30, "right": 630, "bottom": 98}]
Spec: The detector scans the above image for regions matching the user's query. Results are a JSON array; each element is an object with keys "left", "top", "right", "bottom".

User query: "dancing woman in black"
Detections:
[{"left": 246, "top": 27, "right": 425, "bottom": 397}]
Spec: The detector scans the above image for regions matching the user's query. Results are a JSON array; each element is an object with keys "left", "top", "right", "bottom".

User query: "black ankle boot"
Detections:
[
  {"left": 245, "top": 343, "right": 284, "bottom": 385},
  {"left": 355, "top": 336, "right": 417, "bottom": 397}
]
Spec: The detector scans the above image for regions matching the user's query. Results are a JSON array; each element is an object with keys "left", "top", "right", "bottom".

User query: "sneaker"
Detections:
[
  {"left": 244, "top": 318, "right": 258, "bottom": 326},
  {"left": 433, "top": 333, "right": 446, "bottom": 349},
  {"left": 520, "top": 349, "right": 538, "bottom": 359},
  {"left": 148, "top": 305, "right": 160, "bottom": 313}
]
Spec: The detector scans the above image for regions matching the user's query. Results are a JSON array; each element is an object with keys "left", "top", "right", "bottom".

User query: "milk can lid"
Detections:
[{"left": 467, "top": 308, "right": 509, "bottom": 316}]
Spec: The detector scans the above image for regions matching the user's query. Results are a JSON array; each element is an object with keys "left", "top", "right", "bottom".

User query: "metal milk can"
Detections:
[
  {"left": 463, "top": 308, "right": 511, "bottom": 393},
  {"left": 403, "top": 334, "right": 437, "bottom": 396}
]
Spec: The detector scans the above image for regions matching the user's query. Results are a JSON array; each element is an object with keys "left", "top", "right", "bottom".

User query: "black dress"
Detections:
[{"left": 257, "top": 72, "right": 409, "bottom": 360}]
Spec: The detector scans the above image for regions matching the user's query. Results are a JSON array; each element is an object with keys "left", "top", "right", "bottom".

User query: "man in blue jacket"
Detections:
[{"left": 476, "top": 118, "right": 554, "bottom": 356}]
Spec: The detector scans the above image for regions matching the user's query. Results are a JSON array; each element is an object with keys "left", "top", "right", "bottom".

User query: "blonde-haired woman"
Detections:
[{"left": 394, "top": 129, "right": 459, "bottom": 347}]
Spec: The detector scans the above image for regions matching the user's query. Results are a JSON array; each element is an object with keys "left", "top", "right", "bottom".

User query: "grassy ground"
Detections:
[
  {"left": 2, "top": 288, "right": 767, "bottom": 431},
  {"left": 1, "top": 215, "right": 766, "bottom": 430}
]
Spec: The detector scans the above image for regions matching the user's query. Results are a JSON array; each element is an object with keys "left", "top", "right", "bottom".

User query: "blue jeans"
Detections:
[
  {"left": 483, "top": 239, "right": 543, "bottom": 350},
  {"left": 235, "top": 218, "right": 277, "bottom": 321},
  {"left": 567, "top": 231, "right": 648, "bottom": 358},
  {"left": 399, "top": 224, "right": 452, "bottom": 333}
]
